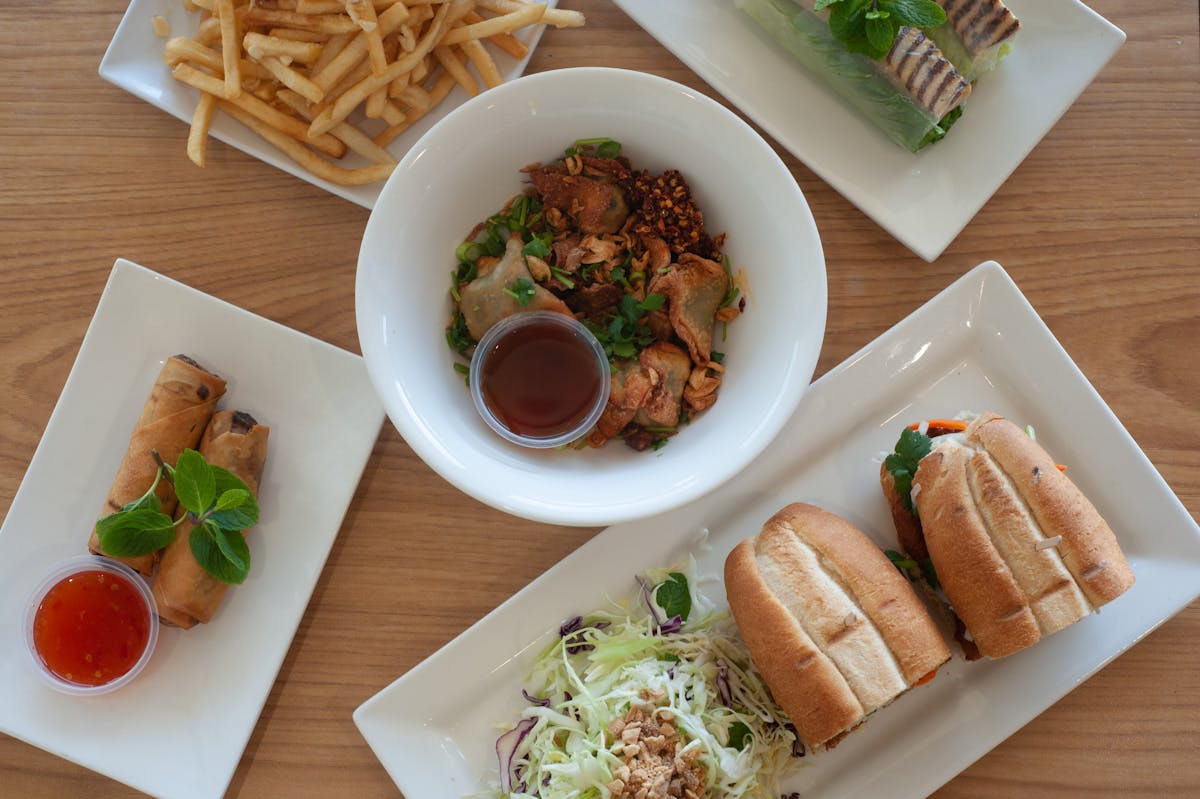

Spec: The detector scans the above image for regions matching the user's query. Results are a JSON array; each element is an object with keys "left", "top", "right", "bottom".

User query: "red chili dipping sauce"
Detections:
[
  {"left": 480, "top": 318, "right": 604, "bottom": 438},
  {"left": 33, "top": 569, "right": 152, "bottom": 687}
]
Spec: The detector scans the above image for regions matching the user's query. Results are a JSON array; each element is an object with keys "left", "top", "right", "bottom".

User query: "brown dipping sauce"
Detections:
[{"left": 479, "top": 318, "right": 604, "bottom": 439}]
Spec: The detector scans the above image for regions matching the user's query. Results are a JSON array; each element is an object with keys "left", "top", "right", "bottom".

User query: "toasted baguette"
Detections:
[
  {"left": 724, "top": 503, "right": 950, "bottom": 751},
  {"left": 892, "top": 412, "right": 1134, "bottom": 659}
]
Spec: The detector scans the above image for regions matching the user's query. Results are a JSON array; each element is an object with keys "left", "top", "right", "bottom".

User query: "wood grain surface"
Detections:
[{"left": 1, "top": 1, "right": 1197, "bottom": 797}]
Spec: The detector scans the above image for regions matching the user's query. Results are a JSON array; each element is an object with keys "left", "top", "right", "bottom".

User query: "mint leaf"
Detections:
[
  {"left": 881, "top": 0, "right": 946, "bottom": 29},
  {"left": 210, "top": 465, "right": 248, "bottom": 497},
  {"left": 828, "top": 0, "right": 879, "bottom": 58},
  {"left": 654, "top": 573, "right": 692, "bottom": 622},
  {"left": 814, "top": 0, "right": 843, "bottom": 9},
  {"left": 728, "top": 721, "right": 753, "bottom": 751},
  {"left": 190, "top": 520, "right": 251, "bottom": 584},
  {"left": 119, "top": 490, "right": 162, "bottom": 514},
  {"left": 174, "top": 449, "right": 215, "bottom": 515},
  {"left": 96, "top": 508, "right": 177, "bottom": 557},
  {"left": 884, "top": 428, "right": 932, "bottom": 513},
  {"left": 208, "top": 490, "right": 259, "bottom": 532},
  {"left": 864, "top": 12, "right": 897, "bottom": 53},
  {"left": 214, "top": 488, "right": 250, "bottom": 511},
  {"left": 213, "top": 527, "right": 249, "bottom": 574}
]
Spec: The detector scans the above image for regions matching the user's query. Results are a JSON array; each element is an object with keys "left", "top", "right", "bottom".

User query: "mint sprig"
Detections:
[
  {"left": 95, "top": 448, "right": 259, "bottom": 584},
  {"left": 816, "top": 0, "right": 947, "bottom": 61}
]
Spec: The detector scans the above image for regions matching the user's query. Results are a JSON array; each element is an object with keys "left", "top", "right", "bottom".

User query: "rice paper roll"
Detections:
[
  {"left": 89, "top": 355, "right": 226, "bottom": 574},
  {"left": 738, "top": 0, "right": 970, "bottom": 152},
  {"left": 153, "top": 410, "right": 269, "bottom": 628}
]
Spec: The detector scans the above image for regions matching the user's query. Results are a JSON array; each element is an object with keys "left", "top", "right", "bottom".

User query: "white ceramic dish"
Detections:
[
  {"left": 98, "top": 0, "right": 555, "bottom": 208},
  {"left": 353, "top": 261, "right": 1200, "bottom": 799},
  {"left": 356, "top": 66, "right": 827, "bottom": 527},
  {"left": 0, "top": 259, "right": 384, "bottom": 799},
  {"left": 612, "top": 0, "right": 1125, "bottom": 261}
]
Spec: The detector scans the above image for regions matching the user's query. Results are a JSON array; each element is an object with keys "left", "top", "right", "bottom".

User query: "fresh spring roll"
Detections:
[
  {"left": 738, "top": 0, "right": 972, "bottom": 152},
  {"left": 89, "top": 355, "right": 227, "bottom": 574},
  {"left": 928, "top": 0, "right": 1020, "bottom": 83},
  {"left": 153, "top": 410, "right": 269, "bottom": 628}
]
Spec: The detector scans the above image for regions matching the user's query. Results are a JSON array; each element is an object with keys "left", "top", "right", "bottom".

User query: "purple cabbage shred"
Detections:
[
  {"left": 521, "top": 689, "right": 551, "bottom": 708},
  {"left": 496, "top": 717, "right": 537, "bottom": 793},
  {"left": 716, "top": 660, "right": 732, "bottom": 707}
]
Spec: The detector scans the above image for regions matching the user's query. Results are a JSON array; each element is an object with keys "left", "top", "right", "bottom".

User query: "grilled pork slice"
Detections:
[
  {"left": 884, "top": 26, "right": 972, "bottom": 120},
  {"left": 937, "top": 0, "right": 1020, "bottom": 58}
]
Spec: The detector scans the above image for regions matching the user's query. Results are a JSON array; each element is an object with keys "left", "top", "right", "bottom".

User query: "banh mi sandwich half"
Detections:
[
  {"left": 738, "top": 0, "right": 1020, "bottom": 151},
  {"left": 881, "top": 412, "right": 1135, "bottom": 660},
  {"left": 725, "top": 503, "right": 950, "bottom": 752}
]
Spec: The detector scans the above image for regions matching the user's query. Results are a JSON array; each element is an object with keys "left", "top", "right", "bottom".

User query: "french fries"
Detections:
[{"left": 162, "top": 0, "right": 583, "bottom": 187}]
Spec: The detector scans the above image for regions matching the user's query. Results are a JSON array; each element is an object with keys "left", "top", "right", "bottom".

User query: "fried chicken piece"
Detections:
[{"left": 529, "top": 169, "right": 630, "bottom": 234}]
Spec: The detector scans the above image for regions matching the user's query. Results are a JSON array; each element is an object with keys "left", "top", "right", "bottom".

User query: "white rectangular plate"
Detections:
[
  {"left": 611, "top": 0, "right": 1124, "bottom": 261},
  {"left": 0, "top": 259, "right": 384, "bottom": 799},
  {"left": 99, "top": 0, "right": 555, "bottom": 208},
  {"left": 353, "top": 261, "right": 1200, "bottom": 799}
]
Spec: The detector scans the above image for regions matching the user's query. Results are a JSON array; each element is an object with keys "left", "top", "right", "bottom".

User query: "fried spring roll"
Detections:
[
  {"left": 153, "top": 410, "right": 269, "bottom": 628},
  {"left": 89, "top": 355, "right": 227, "bottom": 574}
]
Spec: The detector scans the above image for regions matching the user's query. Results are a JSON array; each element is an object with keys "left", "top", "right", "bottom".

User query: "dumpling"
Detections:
[
  {"left": 458, "top": 234, "right": 571, "bottom": 341},
  {"left": 632, "top": 342, "right": 692, "bottom": 429},
  {"left": 649, "top": 253, "right": 728, "bottom": 365}
]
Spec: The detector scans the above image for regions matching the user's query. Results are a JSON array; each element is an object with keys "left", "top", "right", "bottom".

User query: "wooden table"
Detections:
[{"left": 2, "top": 1, "right": 1197, "bottom": 796}]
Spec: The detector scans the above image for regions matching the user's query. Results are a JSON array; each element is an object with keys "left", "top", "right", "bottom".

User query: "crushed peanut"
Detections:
[{"left": 606, "top": 703, "right": 706, "bottom": 799}]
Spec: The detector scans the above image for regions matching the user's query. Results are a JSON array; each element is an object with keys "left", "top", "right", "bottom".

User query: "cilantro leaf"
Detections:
[
  {"left": 503, "top": 278, "right": 537, "bottom": 307},
  {"left": 446, "top": 310, "right": 474, "bottom": 355},
  {"left": 654, "top": 573, "right": 692, "bottom": 622},
  {"left": 522, "top": 232, "right": 552, "bottom": 259},
  {"left": 884, "top": 427, "right": 932, "bottom": 513}
]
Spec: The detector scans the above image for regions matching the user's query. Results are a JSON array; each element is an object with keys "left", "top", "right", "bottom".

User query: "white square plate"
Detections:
[
  {"left": 98, "top": 0, "right": 555, "bottom": 208},
  {"left": 353, "top": 261, "right": 1200, "bottom": 798},
  {"left": 611, "top": 0, "right": 1125, "bottom": 261},
  {"left": 0, "top": 259, "right": 384, "bottom": 799}
]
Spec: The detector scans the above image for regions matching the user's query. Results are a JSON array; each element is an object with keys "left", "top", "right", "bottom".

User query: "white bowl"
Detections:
[{"left": 356, "top": 67, "right": 826, "bottom": 526}]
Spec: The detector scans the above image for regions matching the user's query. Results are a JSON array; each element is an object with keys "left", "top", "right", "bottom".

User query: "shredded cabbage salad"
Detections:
[{"left": 489, "top": 561, "right": 802, "bottom": 799}]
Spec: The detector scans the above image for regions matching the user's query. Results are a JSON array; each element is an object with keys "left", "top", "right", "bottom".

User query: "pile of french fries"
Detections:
[{"left": 162, "top": 0, "right": 584, "bottom": 186}]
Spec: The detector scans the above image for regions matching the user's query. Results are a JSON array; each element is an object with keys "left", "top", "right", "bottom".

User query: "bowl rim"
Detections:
[
  {"left": 356, "top": 66, "right": 827, "bottom": 526},
  {"left": 23, "top": 554, "right": 160, "bottom": 697}
]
